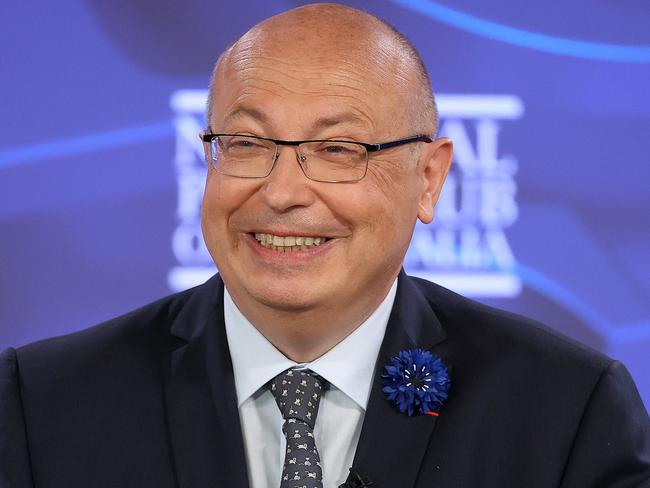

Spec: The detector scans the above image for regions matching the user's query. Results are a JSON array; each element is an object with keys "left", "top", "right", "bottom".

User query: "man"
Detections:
[{"left": 1, "top": 3, "right": 649, "bottom": 488}]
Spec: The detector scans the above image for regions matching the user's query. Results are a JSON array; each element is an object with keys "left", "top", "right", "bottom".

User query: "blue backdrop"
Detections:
[{"left": 1, "top": 0, "right": 649, "bottom": 407}]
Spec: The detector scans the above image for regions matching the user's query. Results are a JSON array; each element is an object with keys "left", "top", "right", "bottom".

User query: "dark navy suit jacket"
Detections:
[{"left": 2, "top": 272, "right": 649, "bottom": 487}]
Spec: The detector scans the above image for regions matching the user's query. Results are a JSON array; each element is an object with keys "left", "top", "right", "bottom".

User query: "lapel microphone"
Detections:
[{"left": 338, "top": 468, "right": 373, "bottom": 487}]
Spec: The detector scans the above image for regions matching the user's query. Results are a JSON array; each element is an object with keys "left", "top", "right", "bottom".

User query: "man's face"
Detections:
[{"left": 201, "top": 39, "right": 450, "bottom": 319}]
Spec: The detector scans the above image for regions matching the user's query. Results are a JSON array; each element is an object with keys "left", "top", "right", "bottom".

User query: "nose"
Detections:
[{"left": 259, "top": 145, "right": 315, "bottom": 212}]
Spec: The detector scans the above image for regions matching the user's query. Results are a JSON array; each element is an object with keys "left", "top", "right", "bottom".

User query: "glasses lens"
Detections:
[
  {"left": 211, "top": 135, "right": 275, "bottom": 177},
  {"left": 300, "top": 141, "right": 368, "bottom": 182}
]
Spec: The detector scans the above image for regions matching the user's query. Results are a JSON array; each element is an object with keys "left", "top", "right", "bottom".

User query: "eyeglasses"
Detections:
[{"left": 200, "top": 132, "right": 433, "bottom": 183}]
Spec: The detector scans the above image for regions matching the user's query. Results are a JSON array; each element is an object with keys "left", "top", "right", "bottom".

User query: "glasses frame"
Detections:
[{"left": 200, "top": 132, "right": 433, "bottom": 183}]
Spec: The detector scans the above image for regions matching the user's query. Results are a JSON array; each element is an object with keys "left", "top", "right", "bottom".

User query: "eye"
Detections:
[
  {"left": 229, "top": 138, "right": 256, "bottom": 148},
  {"left": 307, "top": 141, "right": 366, "bottom": 162},
  {"left": 321, "top": 143, "right": 353, "bottom": 154},
  {"left": 219, "top": 136, "right": 269, "bottom": 153}
]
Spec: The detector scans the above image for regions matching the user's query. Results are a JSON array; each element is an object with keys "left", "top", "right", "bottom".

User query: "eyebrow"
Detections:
[
  {"left": 222, "top": 106, "right": 370, "bottom": 133},
  {"left": 224, "top": 106, "right": 268, "bottom": 125},
  {"left": 311, "top": 113, "right": 369, "bottom": 132}
]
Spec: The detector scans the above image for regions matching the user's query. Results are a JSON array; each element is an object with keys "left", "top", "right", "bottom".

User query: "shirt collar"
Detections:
[{"left": 224, "top": 280, "right": 397, "bottom": 410}]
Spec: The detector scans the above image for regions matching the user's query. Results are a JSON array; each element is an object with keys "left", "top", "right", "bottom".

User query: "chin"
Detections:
[{"left": 253, "top": 289, "right": 321, "bottom": 313}]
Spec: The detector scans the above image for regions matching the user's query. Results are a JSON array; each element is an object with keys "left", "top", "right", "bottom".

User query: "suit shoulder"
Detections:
[
  {"left": 14, "top": 281, "right": 207, "bottom": 373},
  {"left": 409, "top": 275, "right": 612, "bottom": 372}
]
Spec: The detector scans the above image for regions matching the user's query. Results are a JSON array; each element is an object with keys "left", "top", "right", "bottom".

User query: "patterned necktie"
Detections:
[{"left": 269, "top": 368, "right": 328, "bottom": 488}]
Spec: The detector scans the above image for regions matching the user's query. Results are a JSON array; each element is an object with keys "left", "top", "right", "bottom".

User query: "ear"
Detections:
[{"left": 416, "top": 137, "right": 453, "bottom": 224}]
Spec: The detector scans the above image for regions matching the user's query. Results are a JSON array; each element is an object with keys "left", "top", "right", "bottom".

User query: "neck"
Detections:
[{"left": 226, "top": 280, "right": 396, "bottom": 363}]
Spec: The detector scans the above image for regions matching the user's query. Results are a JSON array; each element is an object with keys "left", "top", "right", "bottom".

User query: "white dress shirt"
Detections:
[{"left": 223, "top": 281, "right": 397, "bottom": 488}]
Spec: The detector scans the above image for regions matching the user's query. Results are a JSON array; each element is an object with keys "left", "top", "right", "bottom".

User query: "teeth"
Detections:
[{"left": 253, "top": 233, "right": 328, "bottom": 251}]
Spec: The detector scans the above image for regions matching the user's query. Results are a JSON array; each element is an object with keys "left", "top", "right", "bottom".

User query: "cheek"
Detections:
[
  {"left": 200, "top": 189, "right": 221, "bottom": 259},
  {"left": 339, "top": 183, "right": 414, "bottom": 246},
  {"left": 201, "top": 178, "right": 222, "bottom": 226},
  {"left": 366, "top": 157, "right": 421, "bottom": 201},
  {"left": 367, "top": 190, "right": 421, "bottom": 266},
  {"left": 365, "top": 163, "right": 422, "bottom": 222},
  {"left": 201, "top": 175, "right": 239, "bottom": 239}
]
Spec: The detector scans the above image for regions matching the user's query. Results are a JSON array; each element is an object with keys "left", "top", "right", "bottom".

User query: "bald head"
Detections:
[{"left": 206, "top": 3, "right": 437, "bottom": 136}]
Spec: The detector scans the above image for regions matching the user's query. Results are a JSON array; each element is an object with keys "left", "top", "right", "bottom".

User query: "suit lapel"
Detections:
[
  {"left": 164, "top": 275, "right": 249, "bottom": 488},
  {"left": 351, "top": 272, "right": 447, "bottom": 488}
]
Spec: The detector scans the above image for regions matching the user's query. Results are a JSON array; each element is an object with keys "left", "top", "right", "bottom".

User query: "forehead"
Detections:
[{"left": 211, "top": 33, "right": 413, "bottom": 135}]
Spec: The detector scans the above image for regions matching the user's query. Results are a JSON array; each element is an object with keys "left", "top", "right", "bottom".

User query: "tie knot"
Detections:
[{"left": 268, "top": 368, "right": 328, "bottom": 429}]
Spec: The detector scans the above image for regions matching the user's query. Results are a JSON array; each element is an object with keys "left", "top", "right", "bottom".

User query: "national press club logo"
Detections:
[{"left": 168, "top": 90, "right": 523, "bottom": 298}]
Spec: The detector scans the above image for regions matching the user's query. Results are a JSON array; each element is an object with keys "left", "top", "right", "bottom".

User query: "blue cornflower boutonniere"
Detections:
[{"left": 381, "top": 348, "right": 450, "bottom": 417}]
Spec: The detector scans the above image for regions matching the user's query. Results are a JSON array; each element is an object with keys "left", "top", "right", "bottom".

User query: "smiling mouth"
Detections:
[{"left": 253, "top": 233, "right": 330, "bottom": 252}]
